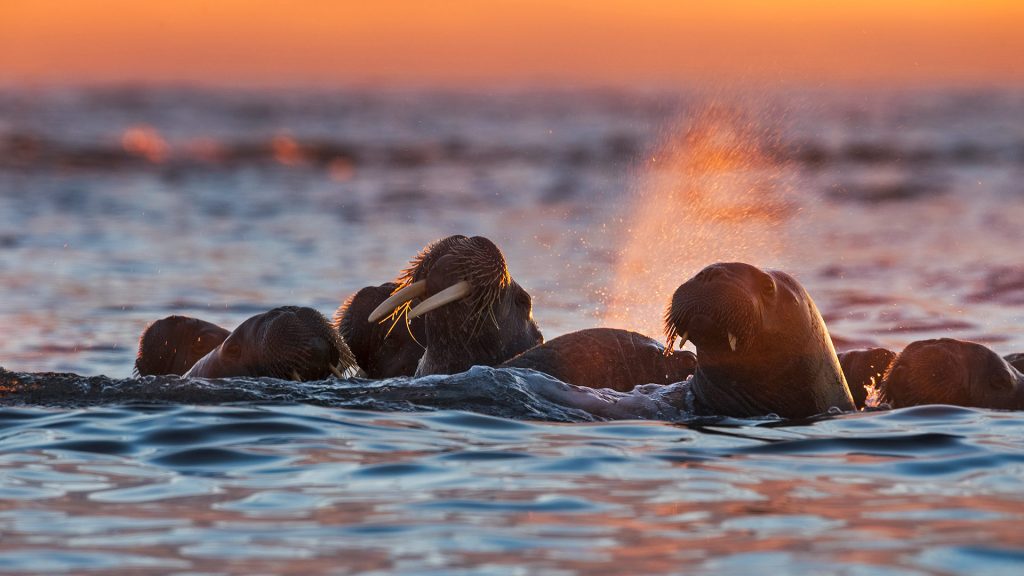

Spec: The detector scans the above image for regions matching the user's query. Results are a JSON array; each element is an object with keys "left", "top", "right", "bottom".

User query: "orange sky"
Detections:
[{"left": 2, "top": 0, "right": 1022, "bottom": 87}]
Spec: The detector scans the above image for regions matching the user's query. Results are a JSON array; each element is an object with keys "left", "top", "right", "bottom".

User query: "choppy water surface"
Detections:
[
  {"left": 1, "top": 87, "right": 1024, "bottom": 573},
  {"left": 1, "top": 403, "right": 1023, "bottom": 574}
]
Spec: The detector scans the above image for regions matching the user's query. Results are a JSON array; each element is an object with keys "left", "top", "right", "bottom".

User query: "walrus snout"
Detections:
[
  {"left": 368, "top": 236, "right": 513, "bottom": 323},
  {"left": 304, "top": 335, "right": 334, "bottom": 372},
  {"left": 685, "top": 314, "right": 733, "bottom": 351},
  {"left": 360, "top": 235, "right": 541, "bottom": 376},
  {"left": 262, "top": 306, "right": 358, "bottom": 381},
  {"left": 666, "top": 263, "right": 767, "bottom": 354}
]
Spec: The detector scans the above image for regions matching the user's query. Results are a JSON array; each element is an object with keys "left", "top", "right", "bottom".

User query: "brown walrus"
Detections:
[
  {"left": 501, "top": 327, "right": 696, "bottom": 392},
  {"left": 665, "top": 262, "right": 856, "bottom": 419},
  {"left": 334, "top": 282, "right": 424, "bottom": 379},
  {"left": 134, "top": 315, "right": 230, "bottom": 376},
  {"left": 879, "top": 338, "right": 1024, "bottom": 410},
  {"left": 186, "top": 306, "right": 360, "bottom": 381},
  {"left": 367, "top": 235, "right": 543, "bottom": 376},
  {"left": 838, "top": 347, "right": 897, "bottom": 409},
  {"left": 1004, "top": 352, "right": 1024, "bottom": 373},
  {"left": 335, "top": 236, "right": 478, "bottom": 378}
]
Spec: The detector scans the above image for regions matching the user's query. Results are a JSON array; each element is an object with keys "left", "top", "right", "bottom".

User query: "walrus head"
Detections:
[
  {"left": 879, "top": 339, "right": 1024, "bottom": 410},
  {"left": 334, "top": 282, "right": 424, "bottom": 378},
  {"left": 185, "top": 306, "right": 360, "bottom": 381},
  {"left": 367, "top": 235, "right": 543, "bottom": 376},
  {"left": 134, "top": 315, "right": 230, "bottom": 376},
  {"left": 666, "top": 262, "right": 855, "bottom": 418}
]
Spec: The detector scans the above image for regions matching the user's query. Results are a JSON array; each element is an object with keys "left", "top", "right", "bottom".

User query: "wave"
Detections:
[{"left": 0, "top": 366, "right": 703, "bottom": 423}]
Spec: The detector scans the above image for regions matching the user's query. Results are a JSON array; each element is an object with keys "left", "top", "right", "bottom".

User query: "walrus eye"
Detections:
[{"left": 760, "top": 276, "right": 776, "bottom": 298}]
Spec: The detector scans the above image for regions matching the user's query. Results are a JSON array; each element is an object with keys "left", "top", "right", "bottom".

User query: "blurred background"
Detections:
[{"left": 1, "top": 0, "right": 1023, "bottom": 376}]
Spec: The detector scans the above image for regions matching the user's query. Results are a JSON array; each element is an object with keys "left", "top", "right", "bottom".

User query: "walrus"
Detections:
[
  {"left": 665, "top": 262, "right": 856, "bottom": 419},
  {"left": 1004, "top": 352, "right": 1024, "bottom": 373},
  {"left": 879, "top": 338, "right": 1024, "bottom": 410},
  {"left": 134, "top": 315, "right": 230, "bottom": 376},
  {"left": 838, "top": 347, "right": 897, "bottom": 409},
  {"left": 367, "top": 235, "right": 543, "bottom": 376},
  {"left": 501, "top": 328, "right": 696, "bottom": 392},
  {"left": 334, "top": 282, "right": 424, "bottom": 378},
  {"left": 334, "top": 236, "right": 475, "bottom": 378},
  {"left": 186, "top": 306, "right": 360, "bottom": 381}
]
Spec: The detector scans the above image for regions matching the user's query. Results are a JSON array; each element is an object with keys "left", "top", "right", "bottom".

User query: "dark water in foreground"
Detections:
[
  {"left": 1, "top": 396, "right": 1023, "bottom": 574},
  {"left": 2, "top": 87, "right": 1024, "bottom": 572}
]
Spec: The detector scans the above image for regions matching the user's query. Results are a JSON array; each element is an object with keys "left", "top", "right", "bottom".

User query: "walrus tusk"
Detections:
[
  {"left": 728, "top": 332, "right": 738, "bottom": 352},
  {"left": 291, "top": 369, "right": 303, "bottom": 382},
  {"left": 678, "top": 331, "right": 688, "bottom": 349},
  {"left": 368, "top": 280, "right": 427, "bottom": 323},
  {"left": 408, "top": 281, "right": 472, "bottom": 320},
  {"left": 329, "top": 363, "right": 345, "bottom": 378}
]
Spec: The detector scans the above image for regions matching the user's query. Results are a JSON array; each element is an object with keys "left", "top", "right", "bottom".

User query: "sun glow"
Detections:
[{"left": 2, "top": 1, "right": 1022, "bottom": 86}]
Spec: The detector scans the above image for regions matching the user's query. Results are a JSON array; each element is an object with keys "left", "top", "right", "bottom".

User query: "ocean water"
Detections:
[{"left": 1, "top": 87, "right": 1023, "bottom": 573}]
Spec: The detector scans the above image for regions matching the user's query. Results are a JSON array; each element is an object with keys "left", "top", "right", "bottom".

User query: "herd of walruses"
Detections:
[{"left": 134, "top": 234, "right": 1024, "bottom": 419}]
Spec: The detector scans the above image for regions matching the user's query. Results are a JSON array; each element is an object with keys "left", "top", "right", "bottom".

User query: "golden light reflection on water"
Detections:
[
  {"left": 121, "top": 125, "right": 168, "bottom": 163},
  {"left": 603, "top": 102, "right": 801, "bottom": 339}
]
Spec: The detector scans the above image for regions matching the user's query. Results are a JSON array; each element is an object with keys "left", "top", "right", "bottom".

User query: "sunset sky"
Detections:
[{"left": 2, "top": 0, "right": 1022, "bottom": 87}]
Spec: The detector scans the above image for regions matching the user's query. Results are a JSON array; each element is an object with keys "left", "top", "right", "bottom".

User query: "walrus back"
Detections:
[{"left": 502, "top": 328, "right": 696, "bottom": 392}]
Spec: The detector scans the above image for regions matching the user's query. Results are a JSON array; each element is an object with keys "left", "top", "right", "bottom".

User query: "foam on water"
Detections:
[{"left": 0, "top": 367, "right": 697, "bottom": 423}]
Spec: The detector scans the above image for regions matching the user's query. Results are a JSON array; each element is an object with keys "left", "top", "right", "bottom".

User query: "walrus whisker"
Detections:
[
  {"left": 382, "top": 309, "right": 406, "bottom": 339},
  {"left": 369, "top": 280, "right": 427, "bottom": 323},
  {"left": 409, "top": 281, "right": 472, "bottom": 320},
  {"left": 664, "top": 330, "right": 688, "bottom": 357},
  {"left": 401, "top": 314, "right": 426, "bottom": 349}
]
